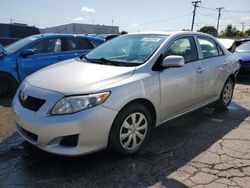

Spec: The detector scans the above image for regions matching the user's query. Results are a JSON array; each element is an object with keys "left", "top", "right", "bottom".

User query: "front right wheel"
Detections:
[
  {"left": 108, "top": 103, "right": 152, "bottom": 155},
  {"left": 0, "top": 74, "right": 18, "bottom": 98},
  {"left": 214, "top": 78, "right": 235, "bottom": 111}
]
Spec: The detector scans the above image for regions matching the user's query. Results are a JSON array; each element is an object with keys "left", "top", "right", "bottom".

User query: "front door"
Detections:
[
  {"left": 160, "top": 36, "right": 199, "bottom": 121},
  {"left": 17, "top": 37, "right": 68, "bottom": 81}
]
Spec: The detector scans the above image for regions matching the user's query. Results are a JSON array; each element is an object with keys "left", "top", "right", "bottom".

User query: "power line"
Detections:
[
  {"left": 191, "top": 1, "right": 201, "bottom": 31},
  {"left": 200, "top": 6, "right": 250, "bottom": 13},
  {"left": 122, "top": 13, "right": 192, "bottom": 28}
]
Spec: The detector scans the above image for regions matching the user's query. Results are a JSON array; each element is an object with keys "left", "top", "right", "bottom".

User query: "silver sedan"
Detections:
[{"left": 12, "top": 31, "right": 240, "bottom": 156}]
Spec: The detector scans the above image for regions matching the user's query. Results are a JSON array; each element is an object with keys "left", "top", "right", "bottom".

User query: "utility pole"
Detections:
[
  {"left": 112, "top": 19, "right": 114, "bottom": 34},
  {"left": 191, "top": 1, "right": 201, "bottom": 31},
  {"left": 216, "top": 7, "right": 224, "bottom": 36},
  {"left": 241, "top": 22, "right": 245, "bottom": 32}
]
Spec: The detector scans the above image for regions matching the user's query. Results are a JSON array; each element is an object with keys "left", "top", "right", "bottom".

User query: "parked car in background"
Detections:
[
  {"left": 12, "top": 31, "right": 240, "bottom": 156},
  {"left": 217, "top": 38, "right": 236, "bottom": 53},
  {"left": 235, "top": 41, "right": 250, "bottom": 71},
  {"left": 0, "top": 23, "right": 40, "bottom": 46},
  {"left": 98, "top": 34, "right": 119, "bottom": 41},
  {"left": 0, "top": 33, "right": 104, "bottom": 97}
]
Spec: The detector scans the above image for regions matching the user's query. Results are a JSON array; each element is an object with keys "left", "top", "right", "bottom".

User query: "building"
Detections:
[{"left": 41, "top": 23, "right": 119, "bottom": 35}]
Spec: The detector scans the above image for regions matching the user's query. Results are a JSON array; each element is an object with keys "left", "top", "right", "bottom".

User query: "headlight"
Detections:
[{"left": 51, "top": 92, "right": 110, "bottom": 115}]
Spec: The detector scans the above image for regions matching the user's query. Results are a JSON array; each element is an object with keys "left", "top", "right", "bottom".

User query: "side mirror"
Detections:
[
  {"left": 162, "top": 55, "right": 185, "bottom": 68},
  {"left": 21, "top": 49, "right": 35, "bottom": 58}
]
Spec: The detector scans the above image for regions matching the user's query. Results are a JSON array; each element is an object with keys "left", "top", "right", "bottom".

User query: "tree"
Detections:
[
  {"left": 218, "top": 24, "right": 249, "bottom": 38},
  {"left": 245, "top": 29, "right": 250, "bottom": 37},
  {"left": 219, "top": 24, "right": 245, "bottom": 38},
  {"left": 120, "top": 31, "right": 128, "bottom": 35},
  {"left": 198, "top": 26, "right": 217, "bottom": 37}
]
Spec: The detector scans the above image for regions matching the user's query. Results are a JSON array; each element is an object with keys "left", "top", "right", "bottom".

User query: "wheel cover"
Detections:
[
  {"left": 119, "top": 112, "right": 148, "bottom": 150},
  {"left": 223, "top": 82, "right": 233, "bottom": 105}
]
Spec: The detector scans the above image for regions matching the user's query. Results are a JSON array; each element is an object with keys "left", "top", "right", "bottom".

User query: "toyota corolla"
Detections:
[{"left": 12, "top": 31, "right": 240, "bottom": 156}]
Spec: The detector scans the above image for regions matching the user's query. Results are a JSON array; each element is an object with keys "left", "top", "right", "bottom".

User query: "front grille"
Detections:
[{"left": 19, "top": 92, "right": 46, "bottom": 112}]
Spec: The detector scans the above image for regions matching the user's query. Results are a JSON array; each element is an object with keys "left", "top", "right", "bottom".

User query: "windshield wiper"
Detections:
[
  {"left": 99, "top": 58, "right": 122, "bottom": 66},
  {"left": 80, "top": 56, "right": 140, "bottom": 67}
]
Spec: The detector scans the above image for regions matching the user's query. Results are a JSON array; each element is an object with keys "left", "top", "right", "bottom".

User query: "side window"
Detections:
[
  {"left": 198, "top": 38, "right": 219, "bottom": 58},
  {"left": 31, "top": 38, "right": 62, "bottom": 54},
  {"left": 217, "top": 44, "right": 224, "bottom": 56},
  {"left": 165, "top": 37, "right": 198, "bottom": 63},
  {"left": 67, "top": 37, "right": 94, "bottom": 51}
]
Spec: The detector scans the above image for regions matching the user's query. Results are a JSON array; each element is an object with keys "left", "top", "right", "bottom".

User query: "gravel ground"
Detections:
[{"left": 0, "top": 75, "right": 249, "bottom": 188}]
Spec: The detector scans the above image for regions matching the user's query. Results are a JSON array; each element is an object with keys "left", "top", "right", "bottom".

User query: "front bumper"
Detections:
[{"left": 12, "top": 82, "right": 118, "bottom": 156}]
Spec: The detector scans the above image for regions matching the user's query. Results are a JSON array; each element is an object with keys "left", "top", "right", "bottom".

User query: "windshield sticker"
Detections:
[{"left": 141, "top": 38, "right": 162, "bottom": 42}]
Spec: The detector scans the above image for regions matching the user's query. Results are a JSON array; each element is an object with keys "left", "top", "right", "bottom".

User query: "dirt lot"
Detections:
[{"left": 0, "top": 75, "right": 249, "bottom": 188}]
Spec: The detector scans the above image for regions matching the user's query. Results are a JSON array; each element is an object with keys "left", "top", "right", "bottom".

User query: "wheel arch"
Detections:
[
  {"left": 228, "top": 73, "right": 236, "bottom": 83},
  {"left": 0, "top": 71, "right": 19, "bottom": 84},
  {"left": 114, "top": 98, "right": 157, "bottom": 128}
]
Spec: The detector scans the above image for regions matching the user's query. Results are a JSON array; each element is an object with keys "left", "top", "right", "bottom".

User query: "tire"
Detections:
[
  {"left": 108, "top": 103, "right": 152, "bottom": 155},
  {"left": 0, "top": 73, "right": 18, "bottom": 98},
  {"left": 214, "top": 78, "right": 235, "bottom": 111}
]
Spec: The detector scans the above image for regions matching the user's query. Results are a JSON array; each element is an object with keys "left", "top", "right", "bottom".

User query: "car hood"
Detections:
[
  {"left": 26, "top": 59, "right": 136, "bottom": 95},
  {"left": 235, "top": 52, "right": 250, "bottom": 61}
]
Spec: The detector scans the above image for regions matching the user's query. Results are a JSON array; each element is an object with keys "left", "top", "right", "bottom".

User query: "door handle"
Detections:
[
  {"left": 197, "top": 67, "right": 204, "bottom": 73},
  {"left": 223, "top": 61, "right": 229, "bottom": 65}
]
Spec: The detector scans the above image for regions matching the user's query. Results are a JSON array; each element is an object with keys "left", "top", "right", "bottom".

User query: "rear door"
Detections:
[
  {"left": 65, "top": 37, "right": 95, "bottom": 59},
  {"left": 17, "top": 37, "right": 68, "bottom": 80},
  {"left": 160, "top": 36, "right": 200, "bottom": 121},
  {"left": 197, "top": 37, "right": 227, "bottom": 101}
]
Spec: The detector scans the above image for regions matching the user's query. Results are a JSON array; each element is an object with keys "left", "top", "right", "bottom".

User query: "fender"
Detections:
[{"left": 0, "top": 55, "right": 20, "bottom": 84}]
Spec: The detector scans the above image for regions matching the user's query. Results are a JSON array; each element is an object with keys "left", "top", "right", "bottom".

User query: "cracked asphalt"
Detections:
[{"left": 0, "top": 75, "right": 249, "bottom": 188}]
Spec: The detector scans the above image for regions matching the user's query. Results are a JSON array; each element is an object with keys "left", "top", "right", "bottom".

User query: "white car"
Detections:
[{"left": 12, "top": 31, "right": 240, "bottom": 156}]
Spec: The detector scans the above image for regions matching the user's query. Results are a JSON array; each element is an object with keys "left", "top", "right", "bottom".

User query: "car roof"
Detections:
[
  {"left": 32, "top": 33, "right": 102, "bottom": 39},
  {"left": 127, "top": 31, "right": 214, "bottom": 38}
]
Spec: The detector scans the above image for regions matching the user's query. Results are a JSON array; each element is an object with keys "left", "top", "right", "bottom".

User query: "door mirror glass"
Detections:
[
  {"left": 21, "top": 49, "right": 35, "bottom": 58},
  {"left": 162, "top": 55, "right": 185, "bottom": 68}
]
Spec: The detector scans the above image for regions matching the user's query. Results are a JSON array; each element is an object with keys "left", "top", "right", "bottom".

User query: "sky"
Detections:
[{"left": 0, "top": 0, "right": 249, "bottom": 33}]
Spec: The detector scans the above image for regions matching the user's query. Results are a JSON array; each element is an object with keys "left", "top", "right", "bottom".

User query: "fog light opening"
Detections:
[{"left": 59, "top": 134, "right": 79, "bottom": 147}]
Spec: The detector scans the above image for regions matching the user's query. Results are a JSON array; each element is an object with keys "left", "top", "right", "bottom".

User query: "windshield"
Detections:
[
  {"left": 5, "top": 36, "right": 38, "bottom": 53},
  {"left": 236, "top": 41, "right": 250, "bottom": 53},
  {"left": 85, "top": 34, "right": 168, "bottom": 66}
]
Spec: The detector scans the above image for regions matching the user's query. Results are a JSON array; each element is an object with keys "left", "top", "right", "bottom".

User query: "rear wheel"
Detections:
[
  {"left": 214, "top": 78, "right": 235, "bottom": 111},
  {"left": 108, "top": 103, "right": 152, "bottom": 155},
  {"left": 0, "top": 74, "right": 18, "bottom": 98}
]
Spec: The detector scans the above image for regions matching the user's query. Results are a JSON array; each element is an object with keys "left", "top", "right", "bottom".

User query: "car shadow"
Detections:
[
  {"left": 0, "top": 101, "right": 249, "bottom": 187},
  {"left": 0, "top": 97, "right": 12, "bottom": 108},
  {"left": 237, "top": 72, "right": 250, "bottom": 85}
]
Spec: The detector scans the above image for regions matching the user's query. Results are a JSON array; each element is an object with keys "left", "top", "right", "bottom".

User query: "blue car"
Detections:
[
  {"left": 0, "top": 34, "right": 104, "bottom": 97},
  {"left": 235, "top": 41, "right": 250, "bottom": 72}
]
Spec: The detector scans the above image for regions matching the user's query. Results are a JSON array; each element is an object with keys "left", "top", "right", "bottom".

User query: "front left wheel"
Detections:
[{"left": 108, "top": 103, "right": 152, "bottom": 155}]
